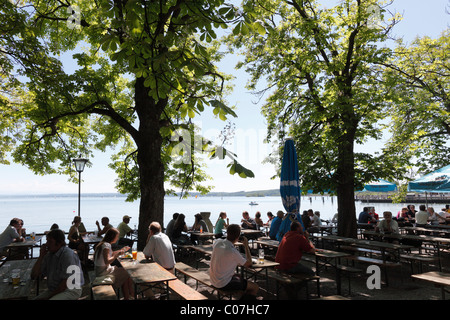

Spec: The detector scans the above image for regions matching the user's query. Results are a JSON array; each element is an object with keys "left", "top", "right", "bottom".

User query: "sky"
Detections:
[{"left": 0, "top": 0, "right": 449, "bottom": 195}]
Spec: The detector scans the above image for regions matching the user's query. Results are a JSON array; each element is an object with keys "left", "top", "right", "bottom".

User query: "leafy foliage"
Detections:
[
  {"left": 383, "top": 29, "right": 450, "bottom": 175},
  {"left": 1, "top": 0, "right": 254, "bottom": 201},
  {"left": 228, "top": 0, "right": 404, "bottom": 192}
]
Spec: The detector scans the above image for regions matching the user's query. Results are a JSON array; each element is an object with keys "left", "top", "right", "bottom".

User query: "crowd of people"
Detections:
[
  {"left": 2, "top": 203, "right": 449, "bottom": 300},
  {"left": 0, "top": 214, "right": 137, "bottom": 300},
  {"left": 164, "top": 209, "right": 326, "bottom": 300},
  {"left": 358, "top": 204, "right": 450, "bottom": 229}
]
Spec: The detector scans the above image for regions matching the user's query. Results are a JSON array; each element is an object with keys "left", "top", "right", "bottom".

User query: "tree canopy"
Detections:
[
  {"left": 1, "top": 0, "right": 448, "bottom": 241},
  {"left": 226, "top": 0, "right": 406, "bottom": 237},
  {"left": 1, "top": 0, "right": 254, "bottom": 249},
  {"left": 384, "top": 29, "right": 450, "bottom": 175}
]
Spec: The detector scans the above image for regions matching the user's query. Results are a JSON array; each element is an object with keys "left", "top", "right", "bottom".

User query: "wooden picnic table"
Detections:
[
  {"left": 402, "top": 226, "right": 450, "bottom": 236},
  {"left": 317, "top": 234, "right": 414, "bottom": 265},
  {"left": 188, "top": 231, "right": 216, "bottom": 244},
  {"left": 316, "top": 225, "right": 335, "bottom": 235},
  {"left": 255, "top": 239, "right": 280, "bottom": 249},
  {"left": 256, "top": 238, "right": 351, "bottom": 295},
  {"left": 119, "top": 251, "right": 177, "bottom": 299},
  {"left": 425, "top": 224, "right": 450, "bottom": 229},
  {"left": 363, "top": 230, "right": 450, "bottom": 271},
  {"left": 309, "top": 249, "right": 351, "bottom": 296},
  {"left": 0, "top": 259, "right": 37, "bottom": 299},
  {"left": 240, "top": 258, "right": 279, "bottom": 293},
  {"left": 187, "top": 244, "right": 213, "bottom": 268},
  {"left": 5, "top": 236, "right": 43, "bottom": 259},
  {"left": 317, "top": 234, "right": 412, "bottom": 286},
  {"left": 411, "top": 271, "right": 450, "bottom": 300},
  {"left": 241, "top": 229, "right": 264, "bottom": 240},
  {"left": 82, "top": 234, "right": 103, "bottom": 247}
]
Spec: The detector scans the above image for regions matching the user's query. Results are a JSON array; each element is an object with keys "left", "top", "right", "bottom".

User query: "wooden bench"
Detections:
[
  {"left": 345, "top": 255, "right": 401, "bottom": 286},
  {"left": 174, "top": 262, "right": 243, "bottom": 300},
  {"left": 91, "top": 285, "right": 118, "bottom": 300},
  {"left": 340, "top": 245, "right": 382, "bottom": 257},
  {"left": 411, "top": 271, "right": 450, "bottom": 300},
  {"left": 266, "top": 269, "right": 320, "bottom": 299},
  {"left": 335, "top": 264, "right": 362, "bottom": 295},
  {"left": 400, "top": 253, "right": 441, "bottom": 273},
  {"left": 315, "top": 295, "right": 350, "bottom": 300},
  {"left": 89, "top": 273, "right": 118, "bottom": 300},
  {"left": 168, "top": 278, "right": 208, "bottom": 300}
]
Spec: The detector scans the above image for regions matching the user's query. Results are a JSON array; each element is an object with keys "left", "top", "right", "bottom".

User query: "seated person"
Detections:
[
  {"left": 93, "top": 228, "right": 134, "bottom": 300},
  {"left": 254, "top": 212, "right": 264, "bottom": 230},
  {"left": 68, "top": 216, "right": 89, "bottom": 263},
  {"left": 214, "top": 212, "right": 229, "bottom": 238},
  {"left": 375, "top": 211, "right": 399, "bottom": 234},
  {"left": 31, "top": 229, "right": 84, "bottom": 300},
  {"left": 210, "top": 224, "right": 258, "bottom": 300},
  {"left": 143, "top": 222, "right": 175, "bottom": 272},
  {"left": 240, "top": 211, "right": 257, "bottom": 230},
  {"left": 275, "top": 221, "right": 316, "bottom": 299},
  {"left": 117, "top": 215, "right": 134, "bottom": 248},
  {"left": 275, "top": 221, "right": 316, "bottom": 275},
  {"left": 165, "top": 213, "right": 179, "bottom": 241},
  {"left": 96, "top": 217, "right": 113, "bottom": 236},
  {"left": 268, "top": 211, "right": 283, "bottom": 240},
  {"left": 0, "top": 218, "right": 25, "bottom": 257}
]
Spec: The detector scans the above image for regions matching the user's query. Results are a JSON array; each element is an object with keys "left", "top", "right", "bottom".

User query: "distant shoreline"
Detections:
[
  {"left": 2, "top": 190, "right": 449, "bottom": 205},
  {"left": 0, "top": 189, "right": 284, "bottom": 198}
]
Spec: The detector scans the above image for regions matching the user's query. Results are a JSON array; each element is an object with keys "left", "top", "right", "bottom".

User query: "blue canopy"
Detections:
[
  {"left": 408, "top": 165, "right": 450, "bottom": 193},
  {"left": 278, "top": 138, "right": 304, "bottom": 241},
  {"left": 363, "top": 179, "right": 397, "bottom": 192}
]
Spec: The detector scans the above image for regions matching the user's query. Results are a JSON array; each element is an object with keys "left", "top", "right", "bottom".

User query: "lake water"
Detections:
[{"left": 1, "top": 194, "right": 446, "bottom": 234}]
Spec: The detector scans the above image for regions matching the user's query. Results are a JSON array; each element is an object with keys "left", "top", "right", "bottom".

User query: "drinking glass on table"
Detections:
[
  {"left": 258, "top": 249, "right": 265, "bottom": 264},
  {"left": 2, "top": 264, "right": 10, "bottom": 283},
  {"left": 11, "top": 269, "right": 20, "bottom": 288}
]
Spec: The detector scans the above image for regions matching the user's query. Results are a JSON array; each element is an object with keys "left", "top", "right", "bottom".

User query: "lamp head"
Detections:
[{"left": 73, "top": 156, "right": 88, "bottom": 173}]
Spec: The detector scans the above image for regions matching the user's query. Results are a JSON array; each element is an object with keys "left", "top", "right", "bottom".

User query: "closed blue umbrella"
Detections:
[{"left": 277, "top": 138, "right": 304, "bottom": 241}]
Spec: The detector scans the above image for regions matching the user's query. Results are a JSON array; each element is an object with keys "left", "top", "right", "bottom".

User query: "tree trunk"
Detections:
[
  {"left": 134, "top": 77, "right": 166, "bottom": 250},
  {"left": 336, "top": 110, "right": 358, "bottom": 238}
]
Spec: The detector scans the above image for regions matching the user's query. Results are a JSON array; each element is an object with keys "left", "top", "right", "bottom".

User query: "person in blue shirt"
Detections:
[
  {"left": 358, "top": 207, "right": 375, "bottom": 224},
  {"left": 268, "top": 211, "right": 284, "bottom": 240},
  {"left": 276, "top": 210, "right": 305, "bottom": 242}
]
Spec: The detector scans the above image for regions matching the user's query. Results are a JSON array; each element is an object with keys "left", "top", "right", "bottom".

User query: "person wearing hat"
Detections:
[{"left": 117, "top": 215, "right": 134, "bottom": 248}]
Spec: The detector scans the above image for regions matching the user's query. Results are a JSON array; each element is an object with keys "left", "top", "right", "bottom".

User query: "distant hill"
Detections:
[
  {"left": 203, "top": 189, "right": 281, "bottom": 197},
  {"left": 0, "top": 190, "right": 282, "bottom": 198}
]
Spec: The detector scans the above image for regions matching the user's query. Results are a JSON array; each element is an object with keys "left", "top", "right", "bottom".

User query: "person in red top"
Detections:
[{"left": 275, "top": 221, "right": 316, "bottom": 276}]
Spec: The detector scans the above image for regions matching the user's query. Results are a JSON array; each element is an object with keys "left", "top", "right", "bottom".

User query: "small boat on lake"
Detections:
[{"left": 249, "top": 201, "right": 258, "bottom": 206}]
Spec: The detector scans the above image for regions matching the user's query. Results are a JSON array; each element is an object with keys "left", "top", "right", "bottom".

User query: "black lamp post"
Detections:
[{"left": 73, "top": 156, "right": 88, "bottom": 217}]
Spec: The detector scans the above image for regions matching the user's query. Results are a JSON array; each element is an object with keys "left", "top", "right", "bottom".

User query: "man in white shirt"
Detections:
[
  {"left": 375, "top": 211, "right": 399, "bottom": 234},
  {"left": 415, "top": 205, "right": 429, "bottom": 226},
  {"left": 209, "top": 224, "right": 258, "bottom": 300},
  {"left": 0, "top": 218, "right": 24, "bottom": 255},
  {"left": 312, "top": 211, "right": 323, "bottom": 227},
  {"left": 143, "top": 222, "right": 175, "bottom": 271}
]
